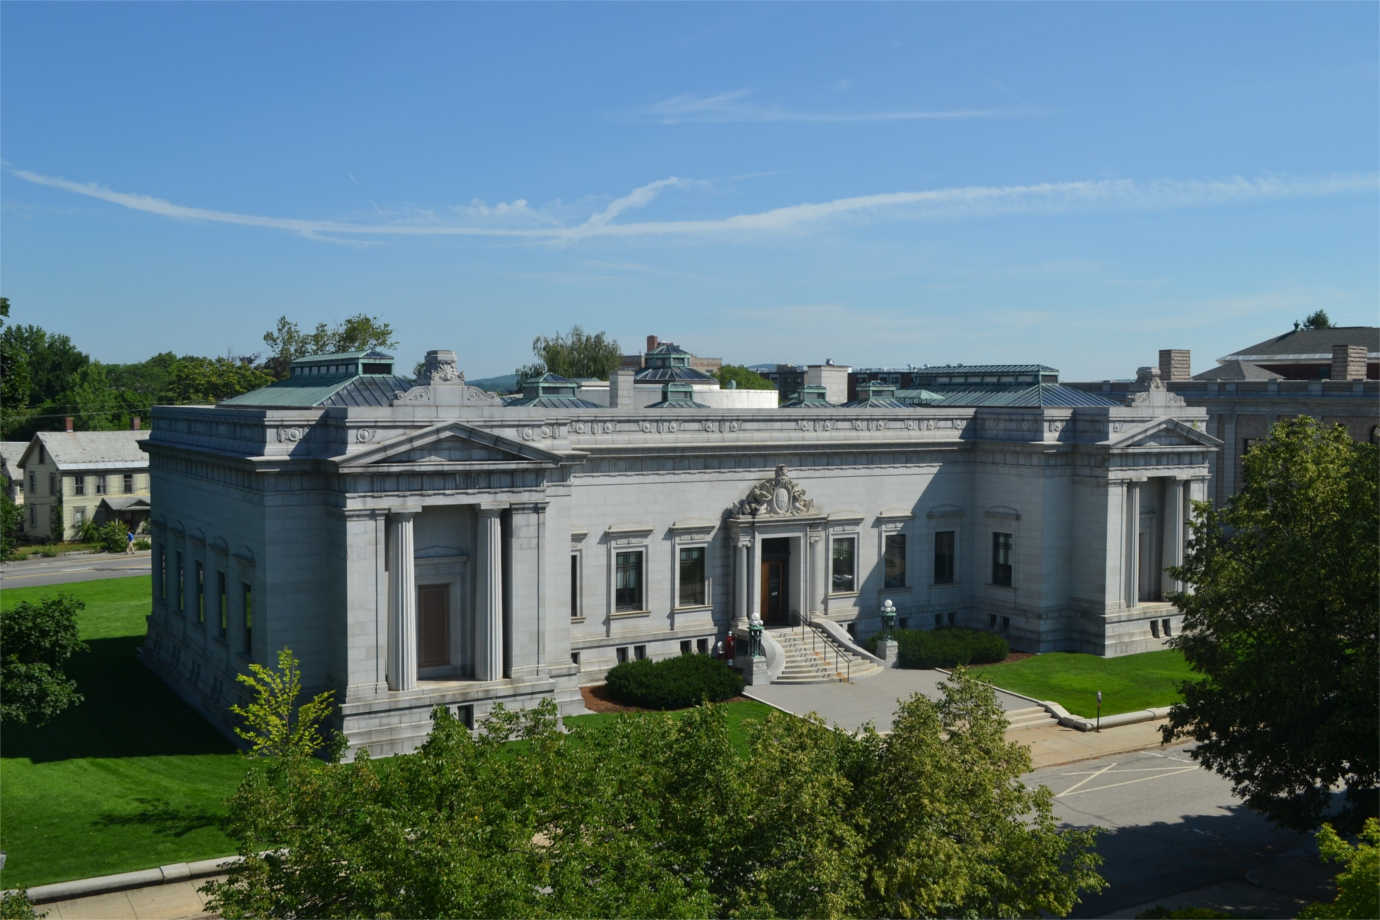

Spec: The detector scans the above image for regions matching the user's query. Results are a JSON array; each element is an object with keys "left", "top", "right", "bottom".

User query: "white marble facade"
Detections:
[{"left": 141, "top": 356, "right": 1218, "bottom": 756}]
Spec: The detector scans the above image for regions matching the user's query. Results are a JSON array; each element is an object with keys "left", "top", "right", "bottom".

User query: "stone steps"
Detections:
[
  {"left": 770, "top": 628, "right": 883, "bottom": 684},
  {"left": 1005, "top": 705, "right": 1058, "bottom": 731}
]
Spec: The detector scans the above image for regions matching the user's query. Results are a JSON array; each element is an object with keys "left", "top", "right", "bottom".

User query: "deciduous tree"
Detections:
[
  {"left": 715, "top": 364, "right": 775, "bottom": 390},
  {"left": 516, "top": 325, "right": 622, "bottom": 383},
  {"left": 0, "top": 595, "right": 87, "bottom": 726},
  {"left": 1164, "top": 417, "right": 1379, "bottom": 829},
  {"left": 262, "top": 314, "right": 397, "bottom": 378}
]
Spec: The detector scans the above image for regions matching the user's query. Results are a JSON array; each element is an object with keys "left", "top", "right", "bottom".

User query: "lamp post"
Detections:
[
  {"left": 1096, "top": 690, "right": 1102, "bottom": 732},
  {"left": 880, "top": 598, "right": 897, "bottom": 640},
  {"left": 748, "top": 613, "right": 764, "bottom": 659}
]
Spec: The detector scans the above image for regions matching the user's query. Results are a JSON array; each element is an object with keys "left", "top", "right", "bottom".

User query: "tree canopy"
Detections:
[
  {"left": 1299, "top": 309, "right": 1334, "bottom": 330},
  {"left": 715, "top": 364, "right": 775, "bottom": 390},
  {"left": 1164, "top": 417, "right": 1379, "bottom": 830},
  {"left": 515, "top": 325, "right": 622, "bottom": 383},
  {"left": 0, "top": 595, "right": 87, "bottom": 727},
  {"left": 261, "top": 313, "right": 397, "bottom": 379},
  {"left": 204, "top": 666, "right": 1103, "bottom": 919}
]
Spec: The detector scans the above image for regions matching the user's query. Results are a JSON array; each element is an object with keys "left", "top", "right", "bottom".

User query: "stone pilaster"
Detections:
[
  {"left": 1161, "top": 479, "right": 1185, "bottom": 597},
  {"left": 507, "top": 502, "right": 547, "bottom": 681},
  {"left": 1125, "top": 482, "right": 1140, "bottom": 608},
  {"left": 733, "top": 538, "right": 749, "bottom": 630}
]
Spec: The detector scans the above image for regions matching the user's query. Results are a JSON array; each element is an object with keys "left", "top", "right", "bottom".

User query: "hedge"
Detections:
[
  {"left": 891, "top": 627, "right": 1009, "bottom": 669},
  {"left": 604, "top": 653, "right": 745, "bottom": 710}
]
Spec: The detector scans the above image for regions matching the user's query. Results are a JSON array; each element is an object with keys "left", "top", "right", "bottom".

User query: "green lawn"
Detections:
[
  {"left": 0, "top": 576, "right": 780, "bottom": 888},
  {"left": 0, "top": 577, "right": 247, "bottom": 889},
  {"left": 975, "top": 650, "right": 1200, "bottom": 718},
  {"left": 565, "top": 700, "right": 776, "bottom": 756}
]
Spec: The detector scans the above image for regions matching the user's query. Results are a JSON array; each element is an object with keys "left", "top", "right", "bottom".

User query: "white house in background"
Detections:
[
  {"left": 143, "top": 348, "right": 1218, "bottom": 757},
  {"left": 18, "top": 428, "right": 150, "bottom": 540}
]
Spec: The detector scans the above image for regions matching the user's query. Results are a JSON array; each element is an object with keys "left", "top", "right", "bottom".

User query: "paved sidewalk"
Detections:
[{"left": 33, "top": 876, "right": 219, "bottom": 920}]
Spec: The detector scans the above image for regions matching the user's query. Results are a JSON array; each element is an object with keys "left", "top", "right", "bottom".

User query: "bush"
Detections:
[
  {"left": 0, "top": 594, "right": 87, "bottom": 726},
  {"left": 134, "top": 538, "right": 151, "bottom": 551},
  {"left": 95, "top": 521, "right": 126, "bottom": 553},
  {"left": 604, "top": 653, "right": 745, "bottom": 710},
  {"left": 894, "top": 627, "right": 1009, "bottom": 669}
]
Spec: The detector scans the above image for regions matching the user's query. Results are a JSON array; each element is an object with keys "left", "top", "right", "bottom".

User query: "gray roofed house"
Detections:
[
  {"left": 1218, "top": 326, "right": 1379, "bottom": 380},
  {"left": 1, "top": 440, "right": 28, "bottom": 504},
  {"left": 18, "top": 429, "right": 151, "bottom": 540}
]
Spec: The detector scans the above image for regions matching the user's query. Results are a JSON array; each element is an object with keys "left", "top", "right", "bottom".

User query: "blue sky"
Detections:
[{"left": 3, "top": 2, "right": 1376, "bottom": 380}]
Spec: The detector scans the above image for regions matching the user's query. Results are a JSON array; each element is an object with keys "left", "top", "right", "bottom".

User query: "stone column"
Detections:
[
  {"left": 387, "top": 508, "right": 418, "bottom": 692},
  {"left": 749, "top": 533, "right": 762, "bottom": 624},
  {"left": 475, "top": 506, "right": 505, "bottom": 681},
  {"left": 809, "top": 531, "right": 824, "bottom": 623},
  {"left": 1125, "top": 482, "right": 1140, "bottom": 608},
  {"left": 1162, "top": 479, "right": 1185, "bottom": 597},
  {"left": 733, "top": 538, "right": 749, "bottom": 631},
  {"left": 507, "top": 503, "right": 546, "bottom": 681}
]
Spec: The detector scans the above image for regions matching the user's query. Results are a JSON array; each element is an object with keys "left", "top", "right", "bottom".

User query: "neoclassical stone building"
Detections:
[{"left": 143, "top": 350, "right": 1218, "bottom": 756}]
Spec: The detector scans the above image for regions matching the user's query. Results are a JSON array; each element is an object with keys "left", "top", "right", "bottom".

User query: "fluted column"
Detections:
[
  {"left": 387, "top": 509, "right": 418, "bottom": 692},
  {"left": 1125, "top": 483, "right": 1140, "bottom": 607},
  {"left": 809, "top": 531, "right": 824, "bottom": 623},
  {"left": 1162, "top": 479, "right": 1185, "bottom": 597},
  {"left": 733, "top": 538, "right": 749, "bottom": 630},
  {"left": 475, "top": 506, "right": 505, "bottom": 681}
]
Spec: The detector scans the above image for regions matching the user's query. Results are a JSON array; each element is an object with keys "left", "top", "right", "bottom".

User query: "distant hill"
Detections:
[{"left": 468, "top": 372, "right": 520, "bottom": 394}]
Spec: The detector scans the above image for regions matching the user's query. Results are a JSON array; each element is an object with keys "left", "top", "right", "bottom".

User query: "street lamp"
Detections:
[
  {"left": 880, "top": 598, "right": 897, "bottom": 640},
  {"left": 748, "top": 613, "right": 764, "bottom": 659}
]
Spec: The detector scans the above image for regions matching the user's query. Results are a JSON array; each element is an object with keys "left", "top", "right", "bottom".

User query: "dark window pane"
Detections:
[
  {"left": 679, "top": 547, "right": 706, "bottom": 606},
  {"left": 615, "top": 551, "right": 642, "bottom": 611},
  {"left": 570, "top": 554, "right": 579, "bottom": 618},
  {"left": 884, "top": 534, "right": 906, "bottom": 588},
  {"left": 934, "top": 530, "right": 955, "bottom": 584},
  {"left": 992, "top": 532, "right": 1013, "bottom": 587},
  {"left": 243, "top": 583, "right": 254, "bottom": 655}
]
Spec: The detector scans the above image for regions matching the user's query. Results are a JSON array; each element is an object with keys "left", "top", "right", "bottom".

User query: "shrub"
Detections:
[
  {"left": 134, "top": 538, "right": 151, "bottom": 551},
  {"left": 95, "top": 521, "right": 126, "bottom": 553},
  {"left": 604, "top": 653, "right": 745, "bottom": 710},
  {"left": 894, "top": 627, "right": 1009, "bottom": 669}
]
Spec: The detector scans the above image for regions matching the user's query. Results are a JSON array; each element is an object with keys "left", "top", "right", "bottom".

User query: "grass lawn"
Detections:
[
  {"left": 9, "top": 542, "right": 102, "bottom": 559},
  {"left": 975, "top": 650, "right": 1200, "bottom": 718},
  {"left": 0, "top": 577, "right": 247, "bottom": 890}
]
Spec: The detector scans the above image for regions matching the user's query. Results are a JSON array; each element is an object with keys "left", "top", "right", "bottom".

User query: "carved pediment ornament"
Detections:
[
  {"left": 733, "top": 465, "right": 816, "bottom": 517},
  {"left": 1125, "top": 366, "right": 1187, "bottom": 409}
]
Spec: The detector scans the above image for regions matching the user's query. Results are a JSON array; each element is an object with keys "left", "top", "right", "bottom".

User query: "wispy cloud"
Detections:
[
  {"left": 634, "top": 89, "right": 1028, "bottom": 124},
  {"left": 10, "top": 166, "right": 1378, "bottom": 246}
]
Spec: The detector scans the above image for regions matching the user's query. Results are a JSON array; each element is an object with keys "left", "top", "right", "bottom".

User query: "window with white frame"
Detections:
[
  {"left": 677, "top": 546, "right": 707, "bottom": 606},
  {"left": 94, "top": 474, "right": 105, "bottom": 495},
  {"left": 615, "top": 550, "right": 644, "bottom": 612},
  {"left": 75, "top": 475, "right": 85, "bottom": 496},
  {"left": 831, "top": 536, "right": 857, "bottom": 593},
  {"left": 123, "top": 473, "right": 134, "bottom": 493}
]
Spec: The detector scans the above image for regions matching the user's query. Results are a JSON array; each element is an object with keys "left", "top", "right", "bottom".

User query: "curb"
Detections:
[
  {"left": 934, "top": 668, "right": 1172, "bottom": 732},
  {"left": 6, "top": 855, "right": 241, "bottom": 905}
]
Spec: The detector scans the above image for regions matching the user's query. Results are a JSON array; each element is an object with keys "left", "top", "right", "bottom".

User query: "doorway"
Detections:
[
  {"left": 760, "top": 538, "right": 790, "bottom": 626},
  {"left": 417, "top": 583, "right": 451, "bottom": 669}
]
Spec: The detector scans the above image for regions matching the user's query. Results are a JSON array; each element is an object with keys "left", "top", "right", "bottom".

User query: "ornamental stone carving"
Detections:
[
  {"left": 391, "top": 348, "right": 504, "bottom": 407},
  {"left": 416, "top": 349, "right": 461, "bottom": 385},
  {"left": 1125, "top": 366, "right": 1187, "bottom": 409},
  {"left": 732, "top": 465, "right": 816, "bottom": 517}
]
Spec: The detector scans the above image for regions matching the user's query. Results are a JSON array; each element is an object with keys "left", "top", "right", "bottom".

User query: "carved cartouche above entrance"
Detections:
[{"left": 733, "top": 465, "right": 816, "bottom": 517}]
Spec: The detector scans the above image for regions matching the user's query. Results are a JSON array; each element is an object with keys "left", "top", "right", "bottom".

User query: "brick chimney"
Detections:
[
  {"left": 65, "top": 416, "right": 74, "bottom": 432},
  {"left": 1158, "top": 349, "right": 1191, "bottom": 382},
  {"left": 646, "top": 334, "right": 659, "bottom": 353},
  {"left": 1331, "top": 344, "right": 1366, "bottom": 381},
  {"left": 131, "top": 416, "right": 142, "bottom": 431}
]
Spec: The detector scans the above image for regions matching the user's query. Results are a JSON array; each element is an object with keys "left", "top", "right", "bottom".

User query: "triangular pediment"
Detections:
[
  {"left": 1105, "top": 418, "right": 1221, "bottom": 450},
  {"left": 337, "top": 422, "right": 564, "bottom": 469}
]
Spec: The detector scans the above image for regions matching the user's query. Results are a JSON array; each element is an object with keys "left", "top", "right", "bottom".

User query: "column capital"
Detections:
[
  {"left": 478, "top": 502, "right": 506, "bottom": 516},
  {"left": 389, "top": 504, "right": 422, "bottom": 520}
]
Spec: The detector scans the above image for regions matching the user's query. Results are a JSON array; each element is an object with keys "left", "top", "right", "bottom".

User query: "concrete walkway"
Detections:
[{"left": 29, "top": 876, "right": 220, "bottom": 920}]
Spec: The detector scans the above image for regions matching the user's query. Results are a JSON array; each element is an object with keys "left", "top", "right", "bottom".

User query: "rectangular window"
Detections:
[
  {"left": 48, "top": 472, "right": 56, "bottom": 495},
  {"left": 615, "top": 550, "right": 643, "bottom": 611},
  {"left": 696, "top": 638, "right": 709, "bottom": 655},
  {"left": 73, "top": 506, "right": 86, "bottom": 527},
  {"left": 242, "top": 583, "right": 253, "bottom": 655},
  {"left": 218, "top": 571, "right": 228, "bottom": 639},
  {"left": 634, "top": 644, "right": 647, "bottom": 661},
  {"left": 570, "top": 553, "right": 580, "bottom": 619},
  {"left": 884, "top": 533, "right": 907, "bottom": 588},
  {"left": 28, "top": 504, "right": 35, "bottom": 527},
  {"left": 176, "top": 552, "right": 185, "bottom": 613},
  {"left": 94, "top": 475, "right": 105, "bottom": 495},
  {"left": 678, "top": 546, "right": 706, "bottom": 606},
  {"left": 934, "top": 531, "right": 955, "bottom": 584},
  {"left": 73, "top": 475, "right": 84, "bottom": 496},
  {"left": 616, "top": 646, "right": 629, "bottom": 665},
  {"left": 831, "top": 536, "right": 856, "bottom": 593},
  {"left": 28, "top": 472, "right": 36, "bottom": 493},
  {"left": 992, "top": 532, "right": 1013, "bottom": 587},
  {"left": 680, "top": 640, "right": 692, "bottom": 655},
  {"left": 123, "top": 473, "right": 134, "bottom": 494},
  {"left": 196, "top": 561, "right": 205, "bottom": 624}
]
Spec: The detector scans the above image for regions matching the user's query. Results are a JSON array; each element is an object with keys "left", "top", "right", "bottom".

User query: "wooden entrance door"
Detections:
[
  {"left": 760, "top": 559, "right": 787, "bottom": 626},
  {"left": 417, "top": 584, "right": 450, "bottom": 669}
]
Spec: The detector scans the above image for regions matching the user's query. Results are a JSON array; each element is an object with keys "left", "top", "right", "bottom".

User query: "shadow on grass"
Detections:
[
  {"left": 93, "top": 796, "right": 225, "bottom": 839},
  {"left": 2, "top": 636, "right": 236, "bottom": 763}
]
